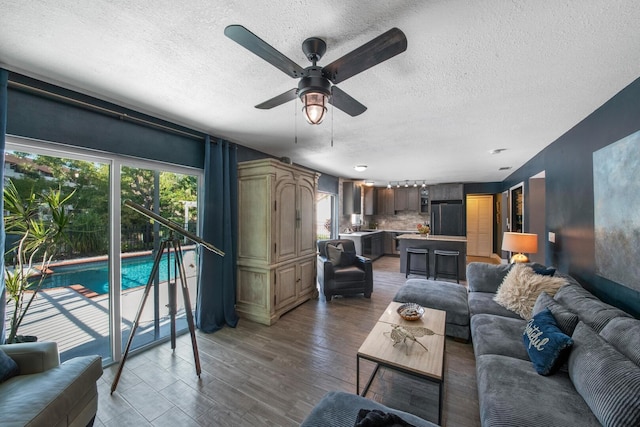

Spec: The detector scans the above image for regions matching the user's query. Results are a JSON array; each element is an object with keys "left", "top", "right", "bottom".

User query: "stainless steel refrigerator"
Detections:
[{"left": 431, "top": 201, "right": 464, "bottom": 236}]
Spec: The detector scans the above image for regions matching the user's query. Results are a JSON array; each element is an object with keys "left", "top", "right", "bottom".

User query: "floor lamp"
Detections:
[{"left": 502, "top": 232, "right": 538, "bottom": 263}]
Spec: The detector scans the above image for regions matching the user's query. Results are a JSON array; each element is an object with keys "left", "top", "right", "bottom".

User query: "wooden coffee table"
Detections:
[{"left": 357, "top": 301, "right": 446, "bottom": 424}]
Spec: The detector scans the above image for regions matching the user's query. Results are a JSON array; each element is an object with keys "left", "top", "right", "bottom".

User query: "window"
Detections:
[{"left": 316, "top": 192, "right": 336, "bottom": 240}]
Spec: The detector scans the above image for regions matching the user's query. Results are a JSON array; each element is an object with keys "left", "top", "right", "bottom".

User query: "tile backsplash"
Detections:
[{"left": 340, "top": 211, "right": 429, "bottom": 232}]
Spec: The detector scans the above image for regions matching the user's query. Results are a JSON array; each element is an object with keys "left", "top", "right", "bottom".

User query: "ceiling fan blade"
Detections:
[
  {"left": 329, "top": 86, "right": 367, "bottom": 116},
  {"left": 322, "top": 28, "right": 407, "bottom": 84},
  {"left": 255, "top": 88, "right": 298, "bottom": 109},
  {"left": 224, "top": 25, "right": 305, "bottom": 78}
]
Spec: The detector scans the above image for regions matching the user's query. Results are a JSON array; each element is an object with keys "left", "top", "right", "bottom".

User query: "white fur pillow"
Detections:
[{"left": 494, "top": 264, "right": 567, "bottom": 319}]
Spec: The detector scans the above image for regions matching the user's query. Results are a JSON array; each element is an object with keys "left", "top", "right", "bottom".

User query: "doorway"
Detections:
[{"left": 466, "top": 195, "right": 494, "bottom": 257}]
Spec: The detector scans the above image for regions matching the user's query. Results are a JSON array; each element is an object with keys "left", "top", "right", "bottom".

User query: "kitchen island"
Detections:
[
  {"left": 337, "top": 230, "right": 385, "bottom": 260},
  {"left": 397, "top": 234, "right": 467, "bottom": 280}
]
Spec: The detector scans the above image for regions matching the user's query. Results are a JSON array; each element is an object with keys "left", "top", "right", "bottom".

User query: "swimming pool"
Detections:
[{"left": 41, "top": 251, "right": 197, "bottom": 295}]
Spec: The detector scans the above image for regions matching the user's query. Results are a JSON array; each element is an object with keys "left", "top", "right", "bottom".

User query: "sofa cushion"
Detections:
[
  {"left": 523, "top": 308, "right": 573, "bottom": 375},
  {"left": 470, "top": 314, "right": 529, "bottom": 360},
  {"left": 466, "top": 262, "right": 513, "bottom": 293},
  {"left": 394, "top": 279, "right": 469, "bottom": 326},
  {"left": 468, "top": 292, "right": 521, "bottom": 319},
  {"left": 300, "top": 391, "right": 436, "bottom": 427},
  {"left": 393, "top": 279, "right": 470, "bottom": 340},
  {"left": 599, "top": 317, "right": 640, "bottom": 366},
  {"left": 332, "top": 265, "right": 365, "bottom": 282},
  {"left": 475, "top": 354, "right": 601, "bottom": 427},
  {"left": 0, "top": 348, "right": 19, "bottom": 383},
  {"left": 554, "top": 281, "right": 632, "bottom": 333},
  {"left": 494, "top": 264, "right": 567, "bottom": 319},
  {"left": 532, "top": 292, "right": 579, "bottom": 336},
  {"left": 569, "top": 321, "right": 640, "bottom": 427}
]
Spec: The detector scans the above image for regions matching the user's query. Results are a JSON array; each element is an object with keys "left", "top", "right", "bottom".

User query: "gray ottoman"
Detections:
[{"left": 393, "top": 278, "right": 470, "bottom": 341}]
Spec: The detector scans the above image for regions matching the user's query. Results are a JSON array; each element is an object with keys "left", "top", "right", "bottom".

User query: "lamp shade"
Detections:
[{"left": 502, "top": 232, "right": 538, "bottom": 263}]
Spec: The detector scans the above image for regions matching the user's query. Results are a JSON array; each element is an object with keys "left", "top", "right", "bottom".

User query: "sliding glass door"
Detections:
[
  {"left": 119, "top": 165, "right": 199, "bottom": 353},
  {"left": 4, "top": 137, "right": 201, "bottom": 364}
]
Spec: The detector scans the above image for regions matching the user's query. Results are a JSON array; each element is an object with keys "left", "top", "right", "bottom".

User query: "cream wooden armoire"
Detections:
[{"left": 236, "top": 158, "right": 319, "bottom": 325}]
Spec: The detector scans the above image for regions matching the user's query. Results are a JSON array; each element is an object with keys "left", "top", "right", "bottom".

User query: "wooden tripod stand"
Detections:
[{"left": 111, "top": 236, "right": 201, "bottom": 393}]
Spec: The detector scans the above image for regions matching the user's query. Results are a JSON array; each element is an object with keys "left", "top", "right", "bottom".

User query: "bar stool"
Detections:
[
  {"left": 434, "top": 249, "right": 460, "bottom": 283},
  {"left": 406, "top": 247, "right": 430, "bottom": 278}
]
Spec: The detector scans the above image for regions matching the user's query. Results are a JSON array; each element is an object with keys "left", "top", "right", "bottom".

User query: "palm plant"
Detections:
[{"left": 3, "top": 179, "right": 75, "bottom": 344}]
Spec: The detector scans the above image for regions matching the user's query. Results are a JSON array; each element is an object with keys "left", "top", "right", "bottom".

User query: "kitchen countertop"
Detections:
[
  {"left": 396, "top": 234, "right": 467, "bottom": 242},
  {"left": 338, "top": 230, "right": 385, "bottom": 237},
  {"left": 339, "top": 229, "right": 419, "bottom": 237}
]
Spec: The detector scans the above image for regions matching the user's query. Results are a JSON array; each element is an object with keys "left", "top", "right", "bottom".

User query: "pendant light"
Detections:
[{"left": 301, "top": 91, "right": 328, "bottom": 124}]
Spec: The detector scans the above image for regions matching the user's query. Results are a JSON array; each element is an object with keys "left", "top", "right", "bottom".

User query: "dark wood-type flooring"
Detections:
[{"left": 96, "top": 256, "right": 483, "bottom": 426}]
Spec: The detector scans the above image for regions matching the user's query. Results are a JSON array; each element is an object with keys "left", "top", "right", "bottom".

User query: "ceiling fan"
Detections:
[{"left": 224, "top": 25, "right": 407, "bottom": 124}]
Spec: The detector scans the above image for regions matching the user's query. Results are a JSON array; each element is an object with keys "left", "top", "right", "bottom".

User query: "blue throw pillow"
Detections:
[
  {"left": 523, "top": 308, "right": 573, "bottom": 375},
  {"left": 0, "top": 348, "right": 19, "bottom": 383},
  {"left": 533, "top": 266, "right": 556, "bottom": 276}
]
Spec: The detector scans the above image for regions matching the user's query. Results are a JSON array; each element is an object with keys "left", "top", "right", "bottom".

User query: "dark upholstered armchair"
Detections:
[{"left": 317, "top": 239, "right": 373, "bottom": 301}]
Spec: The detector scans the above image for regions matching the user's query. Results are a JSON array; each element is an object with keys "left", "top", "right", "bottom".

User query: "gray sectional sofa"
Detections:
[
  {"left": 302, "top": 262, "right": 640, "bottom": 426},
  {"left": 467, "top": 262, "right": 640, "bottom": 427}
]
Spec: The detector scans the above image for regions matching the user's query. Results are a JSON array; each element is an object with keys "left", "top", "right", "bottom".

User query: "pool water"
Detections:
[{"left": 41, "top": 251, "right": 196, "bottom": 295}]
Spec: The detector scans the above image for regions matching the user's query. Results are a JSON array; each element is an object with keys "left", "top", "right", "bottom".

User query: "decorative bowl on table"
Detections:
[{"left": 397, "top": 303, "right": 425, "bottom": 321}]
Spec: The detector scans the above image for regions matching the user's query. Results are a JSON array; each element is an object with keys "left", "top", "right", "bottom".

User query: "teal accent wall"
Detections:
[{"left": 502, "top": 76, "right": 640, "bottom": 318}]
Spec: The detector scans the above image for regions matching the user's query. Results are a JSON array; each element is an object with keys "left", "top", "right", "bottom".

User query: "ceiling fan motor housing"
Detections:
[{"left": 298, "top": 67, "right": 331, "bottom": 98}]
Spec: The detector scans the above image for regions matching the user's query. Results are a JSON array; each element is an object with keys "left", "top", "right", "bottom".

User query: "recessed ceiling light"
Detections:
[
  {"left": 489, "top": 148, "right": 507, "bottom": 155},
  {"left": 499, "top": 166, "right": 512, "bottom": 171},
  {"left": 354, "top": 165, "right": 367, "bottom": 172}
]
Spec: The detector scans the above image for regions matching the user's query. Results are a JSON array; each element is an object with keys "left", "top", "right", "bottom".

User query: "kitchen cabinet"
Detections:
[
  {"left": 384, "top": 232, "right": 396, "bottom": 255},
  {"left": 420, "top": 187, "right": 430, "bottom": 215},
  {"left": 343, "top": 181, "right": 362, "bottom": 215},
  {"left": 363, "top": 186, "right": 376, "bottom": 215},
  {"left": 430, "top": 183, "right": 464, "bottom": 201},
  {"left": 236, "top": 158, "right": 319, "bottom": 325},
  {"left": 362, "top": 232, "right": 384, "bottom": 260},
  {"left": 376, "top": 188, "right": 395, "bottom": 214},
  {"left": 394, "top": 187, "right": 420, "bottom": 211}
]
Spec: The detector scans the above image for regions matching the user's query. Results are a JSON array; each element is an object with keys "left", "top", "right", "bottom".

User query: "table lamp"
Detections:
[{"left": 502, "top": 232, "right": 538, "bottom": 263}]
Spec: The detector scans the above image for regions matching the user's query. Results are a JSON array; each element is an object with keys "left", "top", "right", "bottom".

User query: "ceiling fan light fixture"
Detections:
[{"left": 301, "top": 92, "right": 328, "bottom": 125}]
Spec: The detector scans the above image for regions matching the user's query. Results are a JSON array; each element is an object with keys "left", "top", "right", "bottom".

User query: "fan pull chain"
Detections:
[
  {"left": 331, "top": 101, "right": 334, "bottom": 147},
  {"left": 294, "top": 100, "right": 298, "bottom": 144}
]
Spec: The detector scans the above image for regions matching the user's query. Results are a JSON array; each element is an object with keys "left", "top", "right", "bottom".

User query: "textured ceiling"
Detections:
[{"left": 1, "top": 1, "right": 640, "bottom": 186}]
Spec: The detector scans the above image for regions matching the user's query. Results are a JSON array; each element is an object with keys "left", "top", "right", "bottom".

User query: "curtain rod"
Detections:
[{"left": 8, "top": 80, "right": 205, "bottom": 141}]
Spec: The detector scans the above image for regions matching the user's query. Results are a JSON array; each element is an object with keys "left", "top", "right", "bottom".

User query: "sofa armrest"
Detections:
[
  {"left": 0, "top": 342, "right": 60, "bottom": 374},
  {"left": 317, "top": 255, "right": 335, "bottom": 282},
  {"left": 355, "top": 256, "right": 374, "bottom": 295}
]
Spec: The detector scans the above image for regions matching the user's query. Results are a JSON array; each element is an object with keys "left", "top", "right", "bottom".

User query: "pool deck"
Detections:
[{"left": 7, "top": 275, "right": 198, "bottom": 361}]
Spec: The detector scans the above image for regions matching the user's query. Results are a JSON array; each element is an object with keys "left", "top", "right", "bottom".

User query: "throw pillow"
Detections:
[
  {"left": 494, "top": 263, "right": 567, "bottom": 319},
  {"left": 0, "top": 348, "right": 19, "bottom": 383},
  {"left": 533, "top": 266, "right": 556, "bottom": 276},
  {"left": 569, "top": 321, "right": 640, "bottom": 427},
  {"left": 326, "top": 243, "right": 343, "bottom": 266},
  {"left": 523, "top": 308, "right": 574, "bottom": 375},
  {"left": 355, "top": 408, "right": 416, "bottom": 427},
  {"left": 337, "top": 243, "right": 357, "bottom": 266},
  {"left": 532, "top": 292, "right": 579, "bottom": 336}
]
